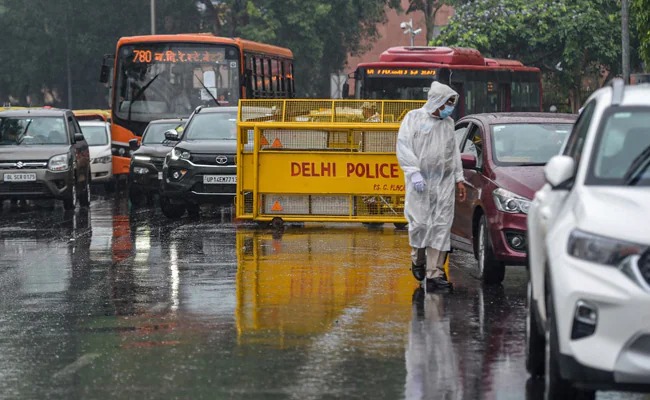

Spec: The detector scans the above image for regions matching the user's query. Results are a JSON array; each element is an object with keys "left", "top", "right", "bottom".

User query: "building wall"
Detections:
[{"left": 341, "top": 0, "right": 454, "bottom": 95}]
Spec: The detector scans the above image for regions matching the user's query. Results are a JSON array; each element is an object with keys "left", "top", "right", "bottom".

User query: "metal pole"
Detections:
[
  {"left": 67, "top": 42, "right": 72, "bottom": 109},
  {"left": 622, "top": 0, "right": 630, "bottom": 83},
  {"left": 151, "top": 0, "right": 156, "bottom": 35},
  {"left": 409, "top": 19, "right": 414, "bottom": 47}
]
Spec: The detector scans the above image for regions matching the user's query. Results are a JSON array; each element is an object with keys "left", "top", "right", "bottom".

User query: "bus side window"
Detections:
[
  {"left": 244, "top": 56, "right": 253, "bottom": 98},
  {"left": 272, "top": 59, "right": 281, "bottom": 95},
  {"left": 279, "top": 60, "right": 286, "bottom": 96}
]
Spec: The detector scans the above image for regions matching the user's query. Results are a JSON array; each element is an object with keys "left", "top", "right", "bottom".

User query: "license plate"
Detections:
[
  {"left": 158, "top": 172, "right": 163, "bottom": 180},
  {"left": 4, "top": 173, "right": 36, "bottom": 182},
  {"left": 203, "top": 175, "right": 236, "bottom": 184}
]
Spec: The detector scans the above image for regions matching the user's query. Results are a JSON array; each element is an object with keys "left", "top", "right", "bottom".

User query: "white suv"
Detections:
[{"left": 526, "top": 78, "right": 650, "bottom": 399}]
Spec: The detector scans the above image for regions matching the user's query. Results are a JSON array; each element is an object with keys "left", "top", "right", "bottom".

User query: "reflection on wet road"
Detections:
[{"left": 0, "top": 197, "right": 646, "bottom": 399}]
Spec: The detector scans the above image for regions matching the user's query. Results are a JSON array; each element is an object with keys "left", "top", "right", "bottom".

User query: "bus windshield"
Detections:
[
  {"left": 114, "top": 43, "right": 241, "bottom": 123},
  {"left": 361, "top": 76, "right": 433, "bottom": 100}
]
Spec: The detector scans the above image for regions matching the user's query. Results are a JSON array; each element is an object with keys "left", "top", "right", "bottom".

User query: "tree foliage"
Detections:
[
  {"left": 207, "top": 0, "right": 401, "bottom": 96},
  {"left": 405, "top": 0, "right": 469, "bottom": 43},
  {"left": 633, "top": 0, "right": 650, "bottom": 67},
  {"left": 434, "top": 0, "right": 622, "bottom": 111}
]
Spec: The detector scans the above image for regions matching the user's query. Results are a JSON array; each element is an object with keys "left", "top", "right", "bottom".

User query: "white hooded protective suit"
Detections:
[{"left": 396, "top": 82, "right": 464, "bottom": 250}]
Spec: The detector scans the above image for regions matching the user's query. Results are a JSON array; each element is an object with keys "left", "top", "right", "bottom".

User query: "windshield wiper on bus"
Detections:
[
  {"left": 194, "top": 73, "right": 220, "bottom": 106},
  {"left": 128, "top": 73, "right": 160, "bottom": 122},
  {"left": 623, "top": 144, "right": 650, "bottom": 185}
]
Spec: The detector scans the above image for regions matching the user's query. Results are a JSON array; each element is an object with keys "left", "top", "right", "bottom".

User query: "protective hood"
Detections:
[{"left": 423, "top": 82, "right": 459, "bottom": 116}]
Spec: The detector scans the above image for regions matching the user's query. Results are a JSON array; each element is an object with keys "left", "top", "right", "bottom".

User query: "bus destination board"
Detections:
[
  {"left": 365, "top": 68, "right": 437, "bottom": 78},
  {"left": 130, "top": 49, "right": 226, "bottom": 64}
]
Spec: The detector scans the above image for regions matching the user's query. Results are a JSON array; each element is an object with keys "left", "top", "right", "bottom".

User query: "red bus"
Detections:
[
  {"left": 100, "top": 34, "right": 295, "bottom": 179},
  {"left": 350, "top": 46, "right": 542, "bottom": 117}
]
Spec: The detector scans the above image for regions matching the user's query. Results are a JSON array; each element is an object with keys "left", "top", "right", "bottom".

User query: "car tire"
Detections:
[
  {"left": 63, "top": 176, "right": 77, "bottom": 211},
  {"left": 544, "top": 286, "right": 595, "bottom": 400},
  {"left": 160, "top": 195, "right": 185, "bottom": 219},
  {"left": 104, "top": 180, "right": 116, "bottom": 193},
  {"left": 477, "top": 215, "right": 506, "bottom": 284},
  {"left": 526, "top": 282, "right": 545, "bottom": 377},
  {"left": 129, "top": 187, "right": 147, "bottom": 208},
  {"left": 79, "top": 173, "right": 91, "bottom": 207},
  {"left": 186, "top": 202, "right": 200, "bottom": 218}
]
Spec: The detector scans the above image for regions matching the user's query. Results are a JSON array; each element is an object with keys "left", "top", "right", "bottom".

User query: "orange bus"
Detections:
[
  {"left": 349, "top": 46, "right": 542, "bottom": 117},
  {"left": 100, "top": 34, "right": 295, "bottom": 178}
]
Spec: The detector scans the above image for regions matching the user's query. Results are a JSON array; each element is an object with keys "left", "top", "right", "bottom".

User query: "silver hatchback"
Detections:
[{"left": 0, "top": 108, "right": 91, "bottom": 210}]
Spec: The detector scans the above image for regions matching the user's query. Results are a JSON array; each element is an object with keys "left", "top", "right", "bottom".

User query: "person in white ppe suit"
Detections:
[{"left": 396, "top": 81, "right": 466, "bottom": 292}]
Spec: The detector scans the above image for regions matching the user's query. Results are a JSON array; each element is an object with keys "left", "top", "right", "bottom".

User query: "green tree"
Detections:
[
  {"left": 633, "top": 0, "right": 650, "bottom": 67},
  {"left": 206, "top": 0, "right": 401, "bottom": 96},
  {"left": 434, "top": 0, "right": 622, "bottom": 111},
  {"left": 0, "top": 0, "right": 153, "bottom": 107},
  {"left": 405, "top": 0, "right": 469, "bottom": 43}
]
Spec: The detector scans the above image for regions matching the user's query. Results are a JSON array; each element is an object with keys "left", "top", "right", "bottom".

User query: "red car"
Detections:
[{"left": 451, "top": 113, "right": 577, "bottom": 284}]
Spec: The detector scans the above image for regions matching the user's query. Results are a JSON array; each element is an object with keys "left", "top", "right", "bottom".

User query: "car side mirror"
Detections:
[
  {"left": 461, "top": 153, "right": 477, "bottom": 170},
  {"left": 164, "top": 129, "right": 180, "bottom": 141},
  {"left": 99, "top": 64, "right": 110, "bottom": 84},
  {"left": 73, "top": 133, "right": 85, "bottom": 142},
  {"left": 544, "top": 155, "right": 575, "bottom": 188},
  {"left": 129, "top": 138, "right": 140, "bottom": 151}
]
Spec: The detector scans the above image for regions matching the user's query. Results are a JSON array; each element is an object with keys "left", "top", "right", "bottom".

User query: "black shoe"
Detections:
[
  {"left": 411, "top": 263, "right": 426, "bottom": 281},
  {"left": 425, "top": 277, "right": 452, "bottom": 293}
]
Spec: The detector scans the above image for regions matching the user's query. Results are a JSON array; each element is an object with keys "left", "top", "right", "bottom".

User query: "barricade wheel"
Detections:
[{"left": 271, "top": 217, "right": 284, "bottom": 230}]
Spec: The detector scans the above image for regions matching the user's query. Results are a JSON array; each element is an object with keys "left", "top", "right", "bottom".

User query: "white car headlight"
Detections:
[
  {"left": 133, "top": 155, "right": 151, "bottom": 162},
  {"left": 171, "top": 148, "right": 191, "bottom": 160},
  {"left": 567, "top": 229, "right": 648, "bottom": 266},
  {"left": 48, "top": 154, "right": 70, "bottom": 172},
  {"left": 92, "top": 155, "right": 112, "bottom": 164},
  {"left": 492, "top": 188, "right": 531, "bottom": 214}
]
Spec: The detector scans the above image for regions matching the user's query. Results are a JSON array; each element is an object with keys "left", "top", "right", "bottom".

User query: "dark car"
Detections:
[
  {"left": 128, "top": 118, "right": 185, "bottom": 206},
  {"left": 0, "top": 108, "right": 91, "bottom": 210},
  {"left": 451, "top": 112, "right": 577, "bottom": 284},
  {"left": 159, "top": 106, "right": 237, "bottom": 218}
]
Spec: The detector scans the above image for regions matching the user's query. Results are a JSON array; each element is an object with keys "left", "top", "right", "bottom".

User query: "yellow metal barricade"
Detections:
[{"left": 236, "top": 100, "right": 425, "bottom": 225}]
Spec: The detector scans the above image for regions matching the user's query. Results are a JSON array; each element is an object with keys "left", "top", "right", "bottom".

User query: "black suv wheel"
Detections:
[{"left": 160, "top": 195, "right": 185, "bottom": 219}]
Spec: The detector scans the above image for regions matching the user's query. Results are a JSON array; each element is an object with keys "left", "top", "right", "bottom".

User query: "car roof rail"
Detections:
[{"left": 609, "top": 77, "right": 625, "bottom": 106}]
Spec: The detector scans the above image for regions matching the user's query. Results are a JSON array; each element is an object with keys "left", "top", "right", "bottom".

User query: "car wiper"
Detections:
[
  {"left": 194, "top": 73, "right": 220, "bottom": 106},
  {"left": 623, "top": 144, "right": 650, "bottom": 185},
  {"left": 518, "top": 162, "right": 546, "bottom": 167},
  {"left": 16, "top": 120, "right": 32, "bottom": 145},
  {"left": 128, "top": 73, "right": 160, "bottom": 122}
]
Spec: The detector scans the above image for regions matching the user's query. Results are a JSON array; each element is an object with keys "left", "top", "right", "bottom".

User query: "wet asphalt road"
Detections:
[{"left": 0, "top": 194, "right": 648, "bottom": 400}]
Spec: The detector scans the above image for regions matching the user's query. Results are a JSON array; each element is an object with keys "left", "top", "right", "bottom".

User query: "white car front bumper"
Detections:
[
  {"left": 550, "top": 250, "right": 650, "bottom": 388},
  {"left": 90, "top": 161, "right": 112, "bottom": 183}
]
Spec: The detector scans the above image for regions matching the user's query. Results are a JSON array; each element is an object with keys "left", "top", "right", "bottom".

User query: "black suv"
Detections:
[
  {"left": 159, "top": 107, "right": 237, "bottom": 218},
  {"left": 128, "top": 118, "right": 185, "bottom": 206},
  {"left": 0, "top": 108, "right": 90, "bottom": 210}
]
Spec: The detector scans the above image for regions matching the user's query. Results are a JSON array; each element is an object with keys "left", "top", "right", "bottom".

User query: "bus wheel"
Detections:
[{"left": 394, "top": 223, "right": 408, "bottom": 230}]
